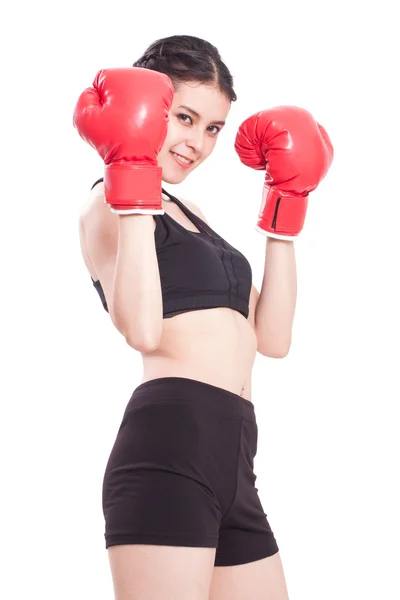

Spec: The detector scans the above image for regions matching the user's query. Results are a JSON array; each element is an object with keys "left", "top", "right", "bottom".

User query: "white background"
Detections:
[{"left": 1, "top": 0, "right": 399, "bottom": 598}]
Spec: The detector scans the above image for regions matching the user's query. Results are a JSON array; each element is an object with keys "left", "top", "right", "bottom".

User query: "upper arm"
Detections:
[
  {"left": 179, "top": 197, "right": 260, "bottom": 332},
  {"left": 247, "top": 284, "right": 260, "bottom": 331},
  {"left": 79, "top": 215, "right": 97, "bottom": 279}
]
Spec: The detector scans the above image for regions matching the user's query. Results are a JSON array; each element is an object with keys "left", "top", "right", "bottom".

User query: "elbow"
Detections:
[
  {"left": 273, "top": 348, "right": 290, "bottom": 359},
  {"left": 114, "top": 311, "right": 162, "bottom": 354},
  {"left": 258, "top": 342, "right": 291, "bottom": 359},
  {"left": 125, "top": 335, "right": 160, "bottom": 353},
  {"left": 125, "top": 327, "right": 162, "bottom": 353},
  {"left": 260, "top": 349, "right": 289, "bottom": 359}
]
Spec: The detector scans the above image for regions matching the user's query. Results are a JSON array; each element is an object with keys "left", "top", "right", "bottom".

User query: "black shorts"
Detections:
[{"left": 102, "top": 376, "right": 279, "bottom": 566}]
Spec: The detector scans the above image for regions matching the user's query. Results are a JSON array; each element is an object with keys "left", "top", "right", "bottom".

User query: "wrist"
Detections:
[
  {"left": 104, "top": 163, "right": 163, "bottom": 211},
  {"left": 257, "top": 186, "right": 308, "bottom": 238}
]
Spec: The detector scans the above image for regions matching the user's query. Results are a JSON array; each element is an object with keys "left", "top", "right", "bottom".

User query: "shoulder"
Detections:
[
  {"left": 79, "top": 179, "right": 106, "bottom": 223},
  {"left": 176, "top": 196, "right": 209, "bottom": 224},
  {"left": 79, "top": 180, "right": 118, "bottom": 244},
  {"left": 78, "top": 180, "right": 118, "bottom": 280}
]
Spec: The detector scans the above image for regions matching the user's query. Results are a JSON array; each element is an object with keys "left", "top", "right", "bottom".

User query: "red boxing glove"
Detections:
[
  {"left": 73, "top": 67, "right": 174, "bottom": 214},
  {"left": 234, "top": 106, "right": 334, "bottom": 239}
]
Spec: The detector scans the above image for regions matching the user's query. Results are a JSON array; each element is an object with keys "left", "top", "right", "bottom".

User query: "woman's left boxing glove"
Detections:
[{"left": 234, "top": 106, "right": 334, "bottom": 239}]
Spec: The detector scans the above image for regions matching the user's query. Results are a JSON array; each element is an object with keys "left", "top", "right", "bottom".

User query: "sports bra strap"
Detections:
[{"left": 161, "top": 188, "right": 210, "bottom": 234}]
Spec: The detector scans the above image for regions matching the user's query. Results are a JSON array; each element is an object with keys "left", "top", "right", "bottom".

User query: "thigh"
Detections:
[
  {"left": 209, "top": 552, "right": 289, "bottom": 600},
  {"left": 108, "top": 544, "right": 216, "bottom": 600}
]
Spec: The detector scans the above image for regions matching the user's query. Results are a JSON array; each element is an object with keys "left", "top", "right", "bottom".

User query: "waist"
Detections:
[{"left": 140, "top": 309, "right": 257, "bottom": 399}]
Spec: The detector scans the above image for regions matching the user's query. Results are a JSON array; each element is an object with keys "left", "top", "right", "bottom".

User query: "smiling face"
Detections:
[{"left": 157, "top": 81, "right": 231, "bottom": 184}]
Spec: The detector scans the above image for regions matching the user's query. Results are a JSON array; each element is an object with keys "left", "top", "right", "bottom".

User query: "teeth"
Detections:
[{"left": 172, "top": 152, "right": 192, "bottom": 164}]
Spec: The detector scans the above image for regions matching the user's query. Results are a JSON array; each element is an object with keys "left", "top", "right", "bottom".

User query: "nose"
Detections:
[{"left": 185, "top": 127, "right": 204, "bottom": 155}]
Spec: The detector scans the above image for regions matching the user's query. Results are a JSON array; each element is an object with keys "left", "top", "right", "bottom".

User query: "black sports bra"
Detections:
[{"left": 90, "top": 178, "right": 252, "bottom": 319}]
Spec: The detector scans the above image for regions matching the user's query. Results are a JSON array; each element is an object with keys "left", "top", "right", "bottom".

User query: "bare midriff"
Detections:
[
  {"left": 139, "top": 306, "right": 258, "bottom": 401},
  {"left": 83, "top": 187, "right": 258, "bottom": 401}
]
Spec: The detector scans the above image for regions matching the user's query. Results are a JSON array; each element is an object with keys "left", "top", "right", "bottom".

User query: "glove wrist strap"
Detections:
[
  {"left": 257, "top": 186, "right": 308, "bottom": 238},
  {"left": 104, "top": 163, "right": 163, "bottom": 211}
]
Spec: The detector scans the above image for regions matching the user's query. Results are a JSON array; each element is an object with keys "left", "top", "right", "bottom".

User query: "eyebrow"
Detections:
[{"left": 177, "top": 105, "right": 226, "bottom": 126}]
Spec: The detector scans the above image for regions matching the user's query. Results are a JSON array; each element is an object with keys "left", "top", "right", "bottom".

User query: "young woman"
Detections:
[{"left": 75, "top": 34, "right": 333, "bottom": 600}]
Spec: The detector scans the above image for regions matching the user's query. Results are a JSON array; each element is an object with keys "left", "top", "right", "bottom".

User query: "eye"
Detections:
[
  {"left": 177, "top": 113, "right": 221, "bottom": 135},
  {"left": 177, "top": 113, "right": 192, "bottom": 125}
]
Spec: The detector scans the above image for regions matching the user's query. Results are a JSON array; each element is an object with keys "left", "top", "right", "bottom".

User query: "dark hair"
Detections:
[{"left": 132, "top": 34, "right": 237, "bottom": 102}]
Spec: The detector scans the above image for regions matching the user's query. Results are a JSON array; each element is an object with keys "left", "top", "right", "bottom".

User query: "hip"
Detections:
[{"left": 103, "top": 375, "right": 260, "bottom": 526}]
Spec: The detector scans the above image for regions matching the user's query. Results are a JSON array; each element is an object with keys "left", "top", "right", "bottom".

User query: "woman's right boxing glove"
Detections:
[{"left": 73, "top": 67, "right": 174, "bottom": 214}]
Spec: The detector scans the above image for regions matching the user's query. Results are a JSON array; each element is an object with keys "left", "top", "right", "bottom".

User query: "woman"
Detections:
[{"left": 75, "top": 34, "right": 333, "bottom": 600}]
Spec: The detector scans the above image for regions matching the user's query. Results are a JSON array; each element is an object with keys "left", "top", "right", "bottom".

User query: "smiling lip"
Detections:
[
  {"left": 171, "top": 151, "right": 195, "bottom": 162},
  {"left": 170, "top": 150, "right": 194, "bottom": 168}
]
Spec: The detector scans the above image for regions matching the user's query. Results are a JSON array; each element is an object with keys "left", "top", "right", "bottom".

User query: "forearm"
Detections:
[
  {"left": 255, "top": 237, "right": 297, "bottom": 356},
  {"left": 113, "top": 214, "right": 163, "bottom": 348}
]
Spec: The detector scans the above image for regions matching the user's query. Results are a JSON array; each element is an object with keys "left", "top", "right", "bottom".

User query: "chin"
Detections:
[{"left": 161, "top": 169, "right": 190, "bottom": 185}]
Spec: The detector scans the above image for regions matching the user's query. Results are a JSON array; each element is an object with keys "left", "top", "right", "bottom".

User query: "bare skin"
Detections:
[
  {"left": 78, "top": 79, "right": 289, "bottom": 598},
  {"left": 80, "top": 181, "right": 259, "bottom": 401},
  {"left": 80, "top": 183, "right": 289, "bottom": 600}
]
